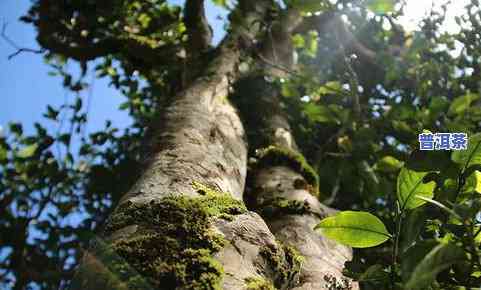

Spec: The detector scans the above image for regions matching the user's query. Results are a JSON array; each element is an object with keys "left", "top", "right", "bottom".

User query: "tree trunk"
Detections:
[{"left": 70, "top": 1, "right": 356, "bottom": 290}]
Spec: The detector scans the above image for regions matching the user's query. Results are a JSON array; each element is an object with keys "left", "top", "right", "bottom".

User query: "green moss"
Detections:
[
  {"left": 100, "top": 183, "right": 247, "bottom": 290},
  {"left": 245, "top": 277, "right": 276, "bottom": 290},
  {"left": 255, "top": 146, "right": 320, "bottom": 196},
  {"left": 255, "top": 197, "right": 310, "bottom": 219},
  {"left": 70, "top": 237, "right": 153, "bottom": 290},
  {"left": 260, "top": 244, "right": 304, "bottom": 289}
]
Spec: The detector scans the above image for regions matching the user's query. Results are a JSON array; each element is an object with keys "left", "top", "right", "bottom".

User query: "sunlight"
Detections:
[{"left": 399, "top": 0, "right": 470, "bottom": 33}]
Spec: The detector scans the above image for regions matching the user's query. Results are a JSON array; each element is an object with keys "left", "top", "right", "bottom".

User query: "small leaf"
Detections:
[
  {"left": 212, "top": 0, "right": 227, "bottom": 7},
  {"left": 73, "top": 97, "right": 82, "bottom": 112},
  {"left": 452, "top": 133, "right": 481, "bottom": 168},
  {"left": 9, "top": 123, "right": 23, "bottom": 135},
  {"left": 290, "top": 0, "right": 329, "bottom": 13},
  {"left": 0, "top": 146, "right": 7, "bottom": 162},
  {"left": 397, "top": 167, "right": 436, "bottom": 210},
  {"left": 44, "top": 105, "right": 59, "bottom": 121},
  {"left": 303, "top": 103, "right": 339, "bottom": 124},
  {"left": 365, "top": 0, "right": 395, "bottom": 14},
  {"left": 292, "top": 34, "right": 305, "bottom": 48},
  {"left": 58, "top": 133, "right": 71, "bottom": 146},
  {"left": 17, "top": 144, "right": 38, "bottom": 158},
  {"left": 318, "top": 81, "right": 342, "bottom": 95},
  {"left": 448, "top": 93, "right": 479, "bottom": 116},
  {"left": 462, "top": 170, "right": 481, "bottom": 194},
  {"left": 374, "top": 156, "right": 404, "bottom": 173},
  {"left": 404, "top": 242, "right": 465, "bottom": 290},
  {"left": 315, "top": 211, "right": 391, "bottom": 248}
]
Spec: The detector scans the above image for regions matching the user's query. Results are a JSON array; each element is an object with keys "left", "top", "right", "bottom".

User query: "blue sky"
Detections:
[
  {"left": 0, "top": 0, "right": 227, "bottom": 136},
  {"left": 0, "top": 1, "right": 129, "bottom": 135},
  {"left": 0, "top": 2, "right": 227, "bottom": 287}
]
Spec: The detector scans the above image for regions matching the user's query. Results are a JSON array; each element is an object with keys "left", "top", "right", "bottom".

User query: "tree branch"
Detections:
[
  {"left": 1, "top": 22, "right": 44, "bottom": 60},
  {"left": 294, "top": 13, "right": 378, "bottom": 64},
  {"left": 183, "top": 0, "right": 212, "bottom": 53}
]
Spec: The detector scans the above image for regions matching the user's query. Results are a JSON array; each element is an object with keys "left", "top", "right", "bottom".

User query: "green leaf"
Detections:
[
  {"left": 292, "top": 34, "right": 305, "bottom": 48},
  {"left": 462, "top": 170, "right": 481, "bottom": 194},
  {"left": 451, "top": 133, "right": 481, "bottom": 168},
  {"left": 358, "top": 264, "right": 389, "bottom": 282},
  {"left": 44, "top": 105, "right": 59, "bottom": 121},
  {"left": 397, "top": 167, "right": 436, "bottom": 210},
  {"left": 318, "top": 81, "right": 342, "bottom": 95},
  {"left": 428, "top": 97, "right": 449, "bottom": 119},
  {"left": 0, "top": 146, "right": 7, "bottom": 162},
  {"left": 404, "top": 242, "right": 465, "bottom": 290},
  {"left": 17, "top": 143, "right": 38, "bottom": 158},
  {"left": 212, "top": 0, "right": 227, "bottom": 7},
  {"left": 374, "top": 156, "right": 404, "bottom": 173},
  {"left": 303, "top": 103, "right": 339, "bottom": 124},
  {"left": 290, "top": 0, "right": 329, "bottom": 13},
  {"left": 448, "top": 93, "right": 479, "bottom": 116},
  {"left": 315, "top": 211, "right": 391, "bottom": 248},
  {"left": 365, "top": 0, "right": 395, "bottom": 14},
  {"left": 304, "top": 30, "right": 318, "bottom": 58},
  {"left": 401, "top": 240, "right": 438, "bottom": 283},
  {"left": 399, "top": 207, "right": 426, "bottom": 253},
  {"left": 415, "top": 196, "right": 460, "bottom": 219},
  {"left": 137, "top": 13, "right": 151, "bottom": 28}
]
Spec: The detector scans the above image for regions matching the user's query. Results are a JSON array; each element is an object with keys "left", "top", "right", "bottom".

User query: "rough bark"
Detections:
[
  {"left": 70, "top": 2, "right": 357, "bottom": 290},
  {"left": 238, "top": 78, "right": 357, "bottom": 290},
  {"left": 240, "top": 19, "right": 358, "bottom": 290},
  {"left": 71, "top": 2, "right": 304, "bottom": 290}
]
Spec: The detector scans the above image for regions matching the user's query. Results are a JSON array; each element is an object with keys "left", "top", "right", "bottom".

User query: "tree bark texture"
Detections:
[{"left": 71, "top": 1, "right": 357, "bottom": 290}]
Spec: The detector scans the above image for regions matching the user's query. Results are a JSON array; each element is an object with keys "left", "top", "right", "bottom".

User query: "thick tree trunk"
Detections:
[
  {"left": 70, "top": 2, "right": 356, "bottom": 290},
  {"left": 239, "top": 78, "right": 357, "bottom": 290}
]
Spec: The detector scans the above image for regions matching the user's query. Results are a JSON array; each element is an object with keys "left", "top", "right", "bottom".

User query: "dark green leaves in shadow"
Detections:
[{"left": 402, "top": 241, "right": 465, "bottom": 290}]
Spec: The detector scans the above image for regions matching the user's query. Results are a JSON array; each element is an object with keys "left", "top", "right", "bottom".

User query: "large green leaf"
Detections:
[
  {"left": 404, "top": 242, "right": 465, "bottom": 290},
  {"left": 315, "top": 211, "right": 391, "bottom": 248},
  {"left": 397, "top": 167, "right": 436, "bottom": 210},
  {"left": 451, "top": 133, "right": 481, "bottom": 168},
  {"left": 365, "top": 0, "right": 395, "bottom": 14},
  {"left": 17, "top": 143, "right": 38, "bottom": 158}
]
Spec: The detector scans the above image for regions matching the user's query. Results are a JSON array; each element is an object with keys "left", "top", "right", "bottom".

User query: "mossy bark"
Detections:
[
  {"left": 70, "top": 1, "right": 356, "bottom": 290},
  {"left": 237, "top": 19, "right": 358, "bottom": 290},
  {"left": 70, "top": 2, "right": 306, "bottom": 290}
]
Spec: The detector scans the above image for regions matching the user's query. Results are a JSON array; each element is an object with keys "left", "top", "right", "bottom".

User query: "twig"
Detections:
[
  {"left": 1, "top": 21, "right": 44, "bottom": 60},
  {"left": 254, "top": 50, "right": 302, "bottom": 78}
]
